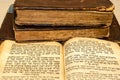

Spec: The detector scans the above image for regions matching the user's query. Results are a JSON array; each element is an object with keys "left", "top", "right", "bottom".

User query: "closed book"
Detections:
[
  {"left": 14, "top": 0, "right": 114, "bottom": 26},
  {"left": 13, "top": 24, "right": 109, "bottom": 42}
]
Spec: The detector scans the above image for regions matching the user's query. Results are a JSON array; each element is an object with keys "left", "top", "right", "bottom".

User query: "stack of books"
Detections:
[{"left": 13, "top": 0, "right": 114, "bottom": 41}]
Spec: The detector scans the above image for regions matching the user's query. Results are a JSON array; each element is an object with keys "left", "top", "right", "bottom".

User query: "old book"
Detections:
[
  {"left": 14, "top": 0, "right": 114, "bottom": 26},
  {"left": 13, "top": 24, "right": 109, "bottom": 41},
  {"left": 0, "top": 37, "right": 120, "bottom": 80},
  {"left": 0, "top": 13, "right": 120, "bottom": 43}
]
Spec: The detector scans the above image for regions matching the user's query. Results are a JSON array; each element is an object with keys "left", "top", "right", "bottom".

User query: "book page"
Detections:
[
  {"left": 64, "top": 37, "right": 120, "bottom": 80},
  {"left": 0, "top": 40, "right": 64, "bottom": 80}
]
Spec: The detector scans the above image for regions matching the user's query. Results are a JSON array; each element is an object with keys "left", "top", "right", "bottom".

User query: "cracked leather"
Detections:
[{"left": 14, "top": 0, "right": 113, "bottom": 11}]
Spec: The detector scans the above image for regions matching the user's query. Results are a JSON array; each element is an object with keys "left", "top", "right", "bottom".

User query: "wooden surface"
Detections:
[
  {"left": 0, "top": 13, "right": 15, "bottom": 43},
  {"left": 108, "top": 14, "right": 120, "bottom": 41},
  {"left": 0, "top": 13, "right": 120, "bottom": 44}
]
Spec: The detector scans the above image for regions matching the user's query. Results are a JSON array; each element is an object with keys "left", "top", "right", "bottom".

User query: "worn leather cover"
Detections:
[{"left": 14, "top": 0, "right": 114, "bottom": 11}]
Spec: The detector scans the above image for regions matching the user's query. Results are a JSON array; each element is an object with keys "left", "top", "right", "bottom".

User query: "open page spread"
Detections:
[
  {"left": 0, "top": 37, "right": 120, "bottom": 80},
  {"left": 64, "top": 38, "right": 120, "bottom": 80},
  {"left": 0, "top": 40, "right": 64, "bottom": 80}
]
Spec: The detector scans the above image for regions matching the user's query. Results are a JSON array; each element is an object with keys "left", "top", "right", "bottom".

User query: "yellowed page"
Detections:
[
  {"left": 0, "top": 40, "right": 64, "bottom": 80},
  {"left": 64, "top": 37, "right": 120, "bottom": 80}
]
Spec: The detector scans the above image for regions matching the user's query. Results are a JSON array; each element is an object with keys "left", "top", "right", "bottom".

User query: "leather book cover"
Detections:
[
  {"left": 14, "top": 0, "right": 114, "bottom": 12},
  {"left": 14, "top": 0, "right": 114, "bottom": 26}
]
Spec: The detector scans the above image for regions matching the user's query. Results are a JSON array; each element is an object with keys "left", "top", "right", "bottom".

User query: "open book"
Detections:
[{"left": 0, "top": 37, "right": 120, "bottom": 80}]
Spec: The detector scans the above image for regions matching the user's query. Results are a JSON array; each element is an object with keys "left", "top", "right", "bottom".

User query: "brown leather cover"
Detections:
[{"left": 14, "top": 0, "right": 114, "bottom": 11}]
